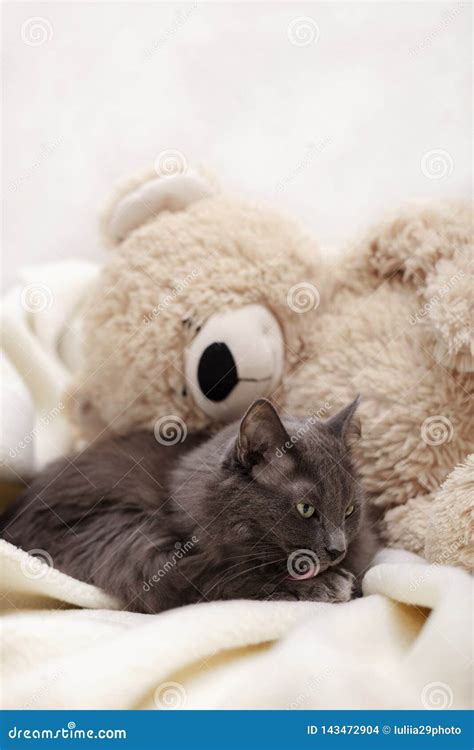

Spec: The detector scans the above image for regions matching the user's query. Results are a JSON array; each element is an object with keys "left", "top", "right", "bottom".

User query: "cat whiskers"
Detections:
[
  {"left": 204, "top": 555, "right": 288, "bottom": 598},
  {"left": 260, "top": 566, "right": 289, "bottom": 598},
  {"left": 218, "top": 549, "right": 277, "bottom": 563},
  {"left": 201, "top": 550, "right": 276, "bottom": 592}
]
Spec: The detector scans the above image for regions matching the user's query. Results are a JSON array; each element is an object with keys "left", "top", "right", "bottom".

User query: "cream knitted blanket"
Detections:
[{"left": 1, "top": 543, "right": 471, "bottom": 710}]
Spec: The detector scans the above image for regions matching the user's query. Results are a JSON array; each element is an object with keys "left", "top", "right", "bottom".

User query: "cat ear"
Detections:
[
  {"left": 326, "top": 396, "right": 361, "bottom": 447},
  {"left": 236, "top": 399, "right": 289, "bottom": 468}
]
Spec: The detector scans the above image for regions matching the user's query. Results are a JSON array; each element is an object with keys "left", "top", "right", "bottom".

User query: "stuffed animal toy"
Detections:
[
  {"left": 67, "top": 167, "right": 473, "bottom": 571},
  {"left": 281, "top": 200, "right": 473, "bottom": 570},
  {"left": 66, "top": 166, "right": 325, "bottom": 435}
]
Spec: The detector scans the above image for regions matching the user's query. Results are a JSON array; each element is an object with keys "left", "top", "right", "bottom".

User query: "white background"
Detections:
[{"left": 2, "top": 1, "right": 472, "bottom": 290}]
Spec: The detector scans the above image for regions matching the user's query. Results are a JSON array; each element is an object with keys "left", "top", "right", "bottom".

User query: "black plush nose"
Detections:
[
  {"left": 197, "top": 342, "right": 238, "bottom": 402},
  {"left": 325, "top": 546, "right": 345, "bottom": 562}
]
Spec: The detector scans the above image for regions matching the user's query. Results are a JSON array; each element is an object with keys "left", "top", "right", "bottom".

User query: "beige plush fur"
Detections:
[
  {"left": 67, "top": 170, "right": 473, "bottom": 571},
  {"left": 384, "top": 455, "right": 473, "bottom": 569},
  {"left": 282, "top": 200, "right": 472, "bottom": 568},
  {"left": 68, "top": 173, "right": 324, "bottom": 437}
]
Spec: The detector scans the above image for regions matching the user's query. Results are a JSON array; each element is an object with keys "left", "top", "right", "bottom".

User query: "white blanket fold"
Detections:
[
  {"left": 1, "top": 260, "right": 99, "bottom": 479},
  {"left": 1, "top": 542, "right": 471, "bottom": 710}
]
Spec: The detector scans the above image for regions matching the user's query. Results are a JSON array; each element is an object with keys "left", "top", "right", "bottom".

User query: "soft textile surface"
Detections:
[
  {"left": 1, "top": 542, "right": 471, "bottom": 710},
  {"left": 0, "top": 260, "right": 99, "bottom": 480}
]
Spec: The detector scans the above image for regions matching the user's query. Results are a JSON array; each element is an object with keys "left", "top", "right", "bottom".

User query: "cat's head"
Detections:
[{"left": 204, "top": 397, "right": 364, "bottom": 576}]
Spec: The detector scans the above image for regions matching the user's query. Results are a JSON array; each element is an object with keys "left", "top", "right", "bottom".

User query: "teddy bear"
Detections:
[
  {"left": 65, "top": 166, "right": 325, "bottom": 436},
  {"left": 281, "top": 200, "right": 473, "bottom": 570},
  {"left": 66, "top": 166, "right": 473, "bottom": 571}
]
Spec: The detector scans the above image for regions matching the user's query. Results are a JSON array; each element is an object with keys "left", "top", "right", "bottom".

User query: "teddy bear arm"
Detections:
[
  {"left": 358, "top": 201, "right": 471, "bottom": 284},
  {"left": 381, "top": 494, "right": 434, "bottom": 557},
  {"left": 382, "top": 456, "right": 474, "bottom": 571},
  {"left": 424, "top": 455, "right": 474, "bottom": 572},
  {"left": 353, "top": 202, "right": 472, "bottom": 371}
]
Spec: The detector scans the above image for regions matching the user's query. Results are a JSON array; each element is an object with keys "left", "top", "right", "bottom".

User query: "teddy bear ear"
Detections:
[{"left": 101, "top": 167, "right": 216, "bottom": 247}]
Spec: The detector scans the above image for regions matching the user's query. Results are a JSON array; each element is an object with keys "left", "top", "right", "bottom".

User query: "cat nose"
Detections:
[
  {"left": 197, "top": 342, "right": 238, "bottom": 402},
  {"left": 325, "top": 545, "right": 345, "bottom": 562}
]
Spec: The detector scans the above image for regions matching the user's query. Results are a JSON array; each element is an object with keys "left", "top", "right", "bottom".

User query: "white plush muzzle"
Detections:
[{"left": 184, "top": 304, "right": 284, "bottom": 422}]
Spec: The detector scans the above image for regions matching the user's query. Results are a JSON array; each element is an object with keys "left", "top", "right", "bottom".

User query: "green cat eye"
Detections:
[
  {"left": 296, "top": 502, "right": 316, "bottom": 519},
  {"left": 345, "top": 503, "right": 355, "bottom": 518}
]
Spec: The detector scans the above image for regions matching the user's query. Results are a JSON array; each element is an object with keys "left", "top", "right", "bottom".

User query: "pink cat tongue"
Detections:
[
  {"left": 297, "top": 569, "right": 316, "bottom": 580},
  {"left": 286, "top": 569, "right": 317, "bottom": 581}
]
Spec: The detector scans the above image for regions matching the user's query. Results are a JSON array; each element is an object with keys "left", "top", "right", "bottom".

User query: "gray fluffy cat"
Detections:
[{"left": 1, "top": 398, "right": 377, "bottom": 613}]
